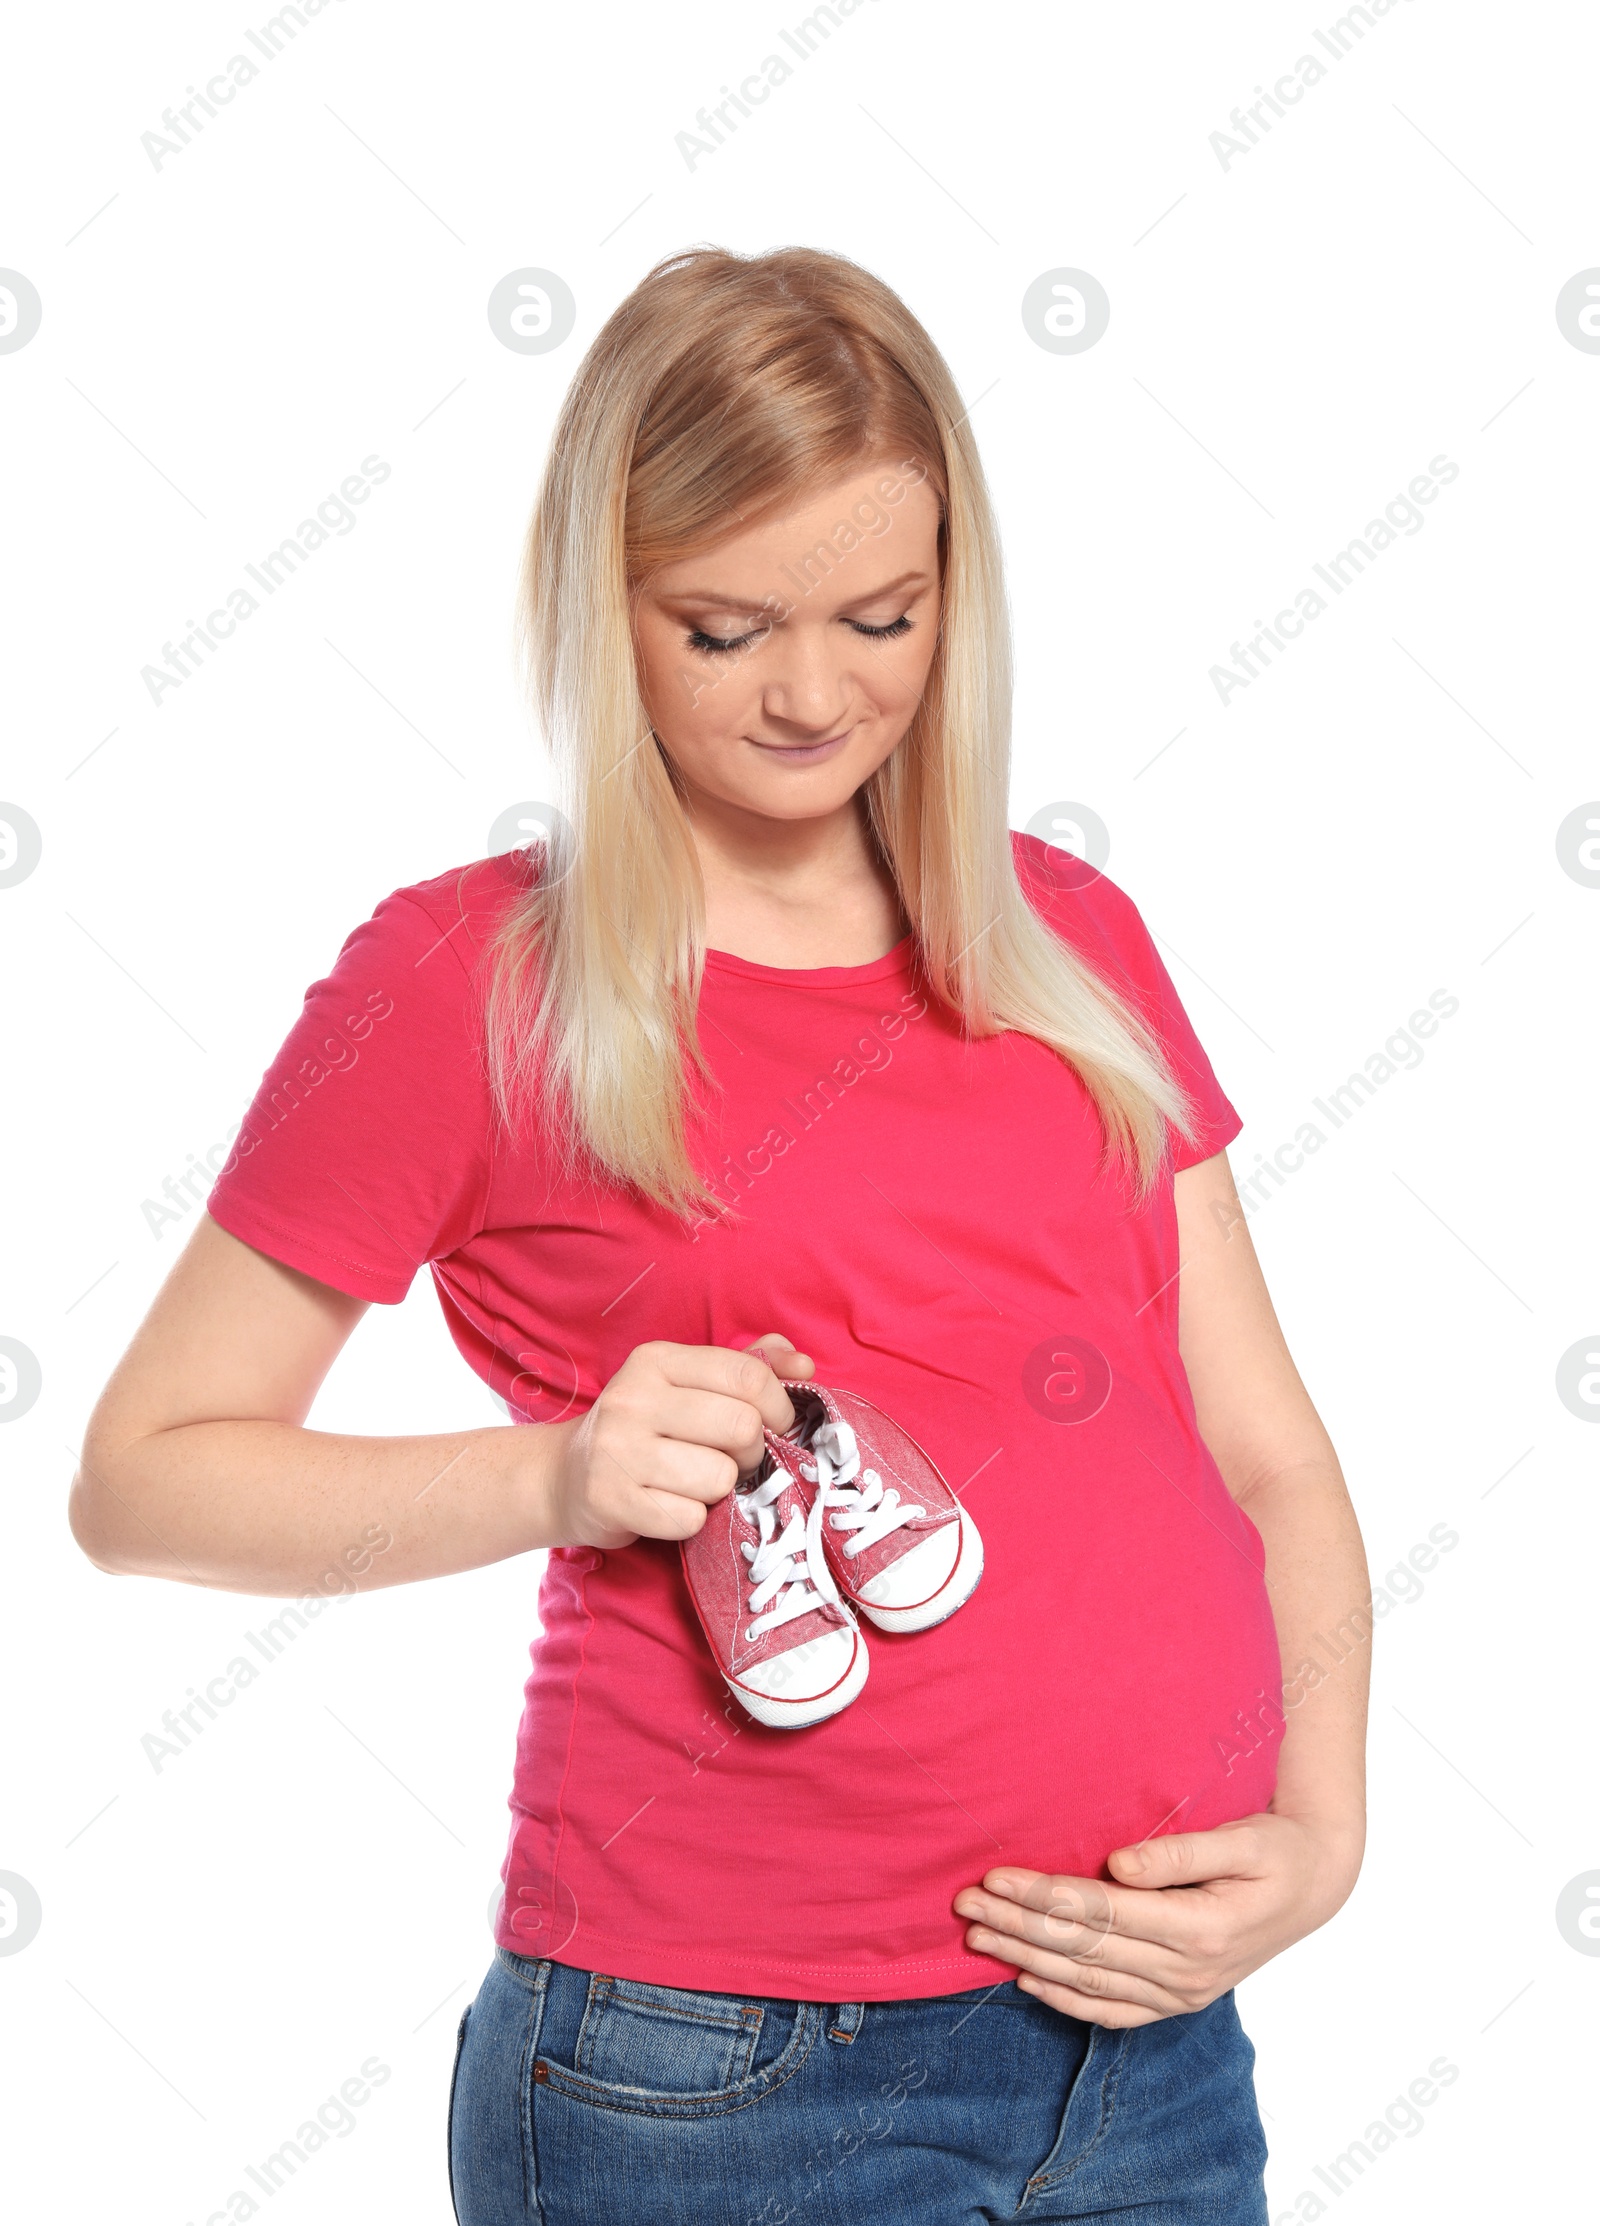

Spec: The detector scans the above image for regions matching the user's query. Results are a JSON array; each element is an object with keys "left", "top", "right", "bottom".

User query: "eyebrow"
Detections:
[{"left": 658, "top": 569, "right": 934, "bottom": 608}]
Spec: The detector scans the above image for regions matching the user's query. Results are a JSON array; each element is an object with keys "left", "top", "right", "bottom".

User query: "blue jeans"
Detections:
[{"left": 448, "top": 1949, "right": 1268, "bottom": 2223}]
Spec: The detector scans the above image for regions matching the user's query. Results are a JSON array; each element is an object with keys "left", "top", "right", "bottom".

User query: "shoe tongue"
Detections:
[{"left": 765, "top": 1428, "right": 805, "bottom": 1476}]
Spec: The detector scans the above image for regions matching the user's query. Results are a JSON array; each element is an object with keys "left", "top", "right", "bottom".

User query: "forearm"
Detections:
[
  {"left": 1240, "top": 1456, "right": 1370, "bottom": 1858},
  {"left": 70, "top": 1416, "right": 574, "bottom": 1596}
]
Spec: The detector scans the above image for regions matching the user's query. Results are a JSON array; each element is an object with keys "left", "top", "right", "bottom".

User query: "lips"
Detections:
[{"left": 747, "top": 726, "right": 855, "bottom": 761}]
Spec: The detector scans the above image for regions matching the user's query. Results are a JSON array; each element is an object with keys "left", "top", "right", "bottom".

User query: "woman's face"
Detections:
[{"left": 632, "top": 458, "right": 943, "bottom": 824}]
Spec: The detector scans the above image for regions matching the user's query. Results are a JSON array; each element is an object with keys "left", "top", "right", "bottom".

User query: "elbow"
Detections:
[{"left": 68, "top": 1460, "right": 134, "bottom": 1574}]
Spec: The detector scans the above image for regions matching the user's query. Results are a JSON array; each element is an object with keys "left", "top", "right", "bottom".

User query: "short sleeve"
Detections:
[
  {"left": 1137, "top": 930, "right": 1244, "bottom": 1170},
  {"left": 207, "top": 888, "right": 494, "bottom": 1302},
  {"left": 1011, "top": 834, "right": 1243, "bottom": 1172}
]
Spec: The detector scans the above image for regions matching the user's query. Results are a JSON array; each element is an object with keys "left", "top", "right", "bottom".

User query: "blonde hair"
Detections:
[{"left": 486, "top": 245, "right": 1195, "bottom": 1214}]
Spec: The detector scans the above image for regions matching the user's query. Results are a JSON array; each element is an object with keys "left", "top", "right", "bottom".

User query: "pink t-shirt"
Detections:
[{"left": 207, "top": 835, "right": 1278, "bottom": 2002}]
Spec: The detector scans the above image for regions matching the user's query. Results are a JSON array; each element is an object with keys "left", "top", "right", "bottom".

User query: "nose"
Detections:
[{"left": 758, "top": 625, "right": 854, "bottom": 736}]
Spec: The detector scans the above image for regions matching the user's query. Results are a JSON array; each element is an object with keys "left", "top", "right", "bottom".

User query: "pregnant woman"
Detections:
[{"left": 71, "top": 247, "right": 1370, "bottom": 2224}]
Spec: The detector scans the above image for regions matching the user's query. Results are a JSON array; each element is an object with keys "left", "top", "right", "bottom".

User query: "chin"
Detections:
[
  {"left": 739, "top": 782, "right": 858, "bottom": 822},
  {"left": 742, "top": 741, "right": 899, "bottom": 811}
]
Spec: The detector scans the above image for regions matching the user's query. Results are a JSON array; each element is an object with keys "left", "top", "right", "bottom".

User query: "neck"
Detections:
[{"left": 684, "top": 789, "right": 906, "bottom": 970}]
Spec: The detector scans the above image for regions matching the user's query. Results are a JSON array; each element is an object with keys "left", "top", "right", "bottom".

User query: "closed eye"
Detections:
[
  {"left": 686, "top": 627, "right": 762, "bottom": 656},
  {"left": 685, "top": 612, "right": 914, "bottom": 656}
]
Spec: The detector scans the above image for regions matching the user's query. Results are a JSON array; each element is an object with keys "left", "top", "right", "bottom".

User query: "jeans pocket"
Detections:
[{"left": 540, "top": 1971, "right": 817, "bottom": 2117}]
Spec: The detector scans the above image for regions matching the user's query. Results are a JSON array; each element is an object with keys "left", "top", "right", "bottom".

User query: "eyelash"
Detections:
[{"left": 686, "top": 614, "right": 914, "bottom": 656}]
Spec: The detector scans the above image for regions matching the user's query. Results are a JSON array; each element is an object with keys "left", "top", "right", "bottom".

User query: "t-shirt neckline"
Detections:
[{"left": 703, "top": 933, "right": 915, "bottom": 987}]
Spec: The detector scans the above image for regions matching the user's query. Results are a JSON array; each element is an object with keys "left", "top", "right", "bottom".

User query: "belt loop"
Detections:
[{"left": 826, "top": 1999, "right": 866, "bottom": 2044}]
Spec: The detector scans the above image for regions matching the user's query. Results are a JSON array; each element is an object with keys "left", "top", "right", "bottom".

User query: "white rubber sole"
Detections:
[
  {"left": 728, "top": 1622, "right": 869, "bottom": 1729},
  {"left": 852, "top": 1508, "right": 984, "bottom": 1634}
]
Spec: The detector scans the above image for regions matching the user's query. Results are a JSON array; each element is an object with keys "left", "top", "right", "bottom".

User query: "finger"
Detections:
[
  {"left": 743, "top": 1332, "right": 814, "bottom": 1384},
  {"left": 963, "top": 1925, "right": 1189, "bottom": 2018},
  {"left": 650, "top": 1386, "right": 778, "bottom": 1472},
  {"left": 953, "top": 1889, "right": 1188, "bottom": 1986},
  {"left": 1014, "top": 1974, "right": 1165, "bottom": 2030},
  {"left": 630, "top": 1488, "right": 719, "bottom": 1542},
  {"left": 955, "top": 1869, "right": 1189, "bottom": 1952},
  {"left": 579, "top": 1436, "right": 724, "bottom": 1542},
  {"left": 1109, "top": 1821, "right": 1272, "bottom": 1889},
  {"left": 640, "top": 1342, "right": 797, "bottom": 1435},
  {"left": 590, "top": 1431, "right": 739, "bottom": 1517},
  {"left": 955, "top": 1870, "right": 1118, "bottom": 1944}
]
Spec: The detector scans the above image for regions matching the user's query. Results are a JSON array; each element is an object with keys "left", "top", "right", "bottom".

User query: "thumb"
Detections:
[
  {"left": 743, "top": 1333, "right": 814, "bottom": 1378},
  {"left": 1109, "top": 1821, "right": 1269, "bottom": 1887}
]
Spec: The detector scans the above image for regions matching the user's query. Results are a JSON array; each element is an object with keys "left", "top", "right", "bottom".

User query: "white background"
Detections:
[{"left": 2, "top": 2, "right": 1595, "bottom": 2220}]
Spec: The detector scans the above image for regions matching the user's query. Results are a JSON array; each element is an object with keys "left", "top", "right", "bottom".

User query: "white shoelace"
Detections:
[
  {"left": 739, "top": 1465, "right": 841, "bottom": 1643},
  {"left": 801, "top": 1421, "right": 925, "bottom": 1561}
]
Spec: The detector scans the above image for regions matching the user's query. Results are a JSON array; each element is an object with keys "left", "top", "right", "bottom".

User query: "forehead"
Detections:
[{"left": 645, "top": 464, "right": 941, "bottom": 598}]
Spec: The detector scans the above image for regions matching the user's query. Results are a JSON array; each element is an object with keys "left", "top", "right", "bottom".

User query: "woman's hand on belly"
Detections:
[
  {"left": 546, "top": 1334, "right": 813, "bottom": 1549},
  {"left": 952, "top": 1810, "right": 1364, "bottom": 2028}
]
